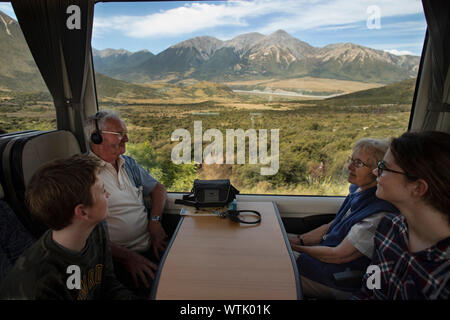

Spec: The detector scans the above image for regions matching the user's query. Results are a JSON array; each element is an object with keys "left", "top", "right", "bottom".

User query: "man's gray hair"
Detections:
[
  {"left": 84, "top": 109, "right": 122, "bottom": 143},
  {"left": 353, "top": 138, "right": 389, "bottom": 168}
]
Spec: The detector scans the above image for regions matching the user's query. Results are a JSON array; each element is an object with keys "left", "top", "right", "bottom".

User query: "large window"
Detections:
[
  {"left": 101, "top": 1, "right": 423, "bottom": 195},
  {"left": 0, "top": 1, "right": 427, "bottom": 196},
  {"left": 0, "top": 3, "right": 55, "bottom": 133}
]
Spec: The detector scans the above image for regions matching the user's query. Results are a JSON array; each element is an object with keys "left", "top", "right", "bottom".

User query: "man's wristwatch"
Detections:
[
  {"left": 150, "top": 215, "right": 161, "bottom": 222},
  {"left": 298, "top": 235, "right": 305, "bottom": 246}
]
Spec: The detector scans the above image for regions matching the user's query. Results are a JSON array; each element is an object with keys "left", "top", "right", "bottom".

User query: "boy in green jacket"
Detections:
[{"left": 0, "top": 154, "right": 136, "bottom": 300}]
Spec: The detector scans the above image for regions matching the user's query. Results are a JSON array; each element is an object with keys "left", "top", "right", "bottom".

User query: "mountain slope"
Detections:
[
  {"left": 0, "top": 10, "right": 47, "bottom": 91},
  {"left": 322, "top": 78, "right": 417, "bottom": 106},
  {"left": 221, "top": 32, "right": 266, "bottom": 57},
  {"left": 95, "top": 72, "right": 236, "bottom": 101},
  {"left": 310, "top": 43, "right": 419, "bottom": 83},
  {"left": 94, "top": 72, "right": 167, "bottom": 100},
  {"left": 93, "top": 48, "right": 154, "bottom": 73}
]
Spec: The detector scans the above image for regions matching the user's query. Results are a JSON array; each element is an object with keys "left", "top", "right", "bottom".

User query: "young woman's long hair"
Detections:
[{"left": 390, "top": 131, "right": 450, "bottom": 223}]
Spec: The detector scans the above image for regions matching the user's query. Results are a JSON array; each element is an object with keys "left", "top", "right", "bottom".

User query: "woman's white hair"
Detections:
[
  {"left": 353, "top": 138, "right": 389, "bottom": 168},
  {"left": 84, "top": 109, "right": 122, "bottom": 143}
]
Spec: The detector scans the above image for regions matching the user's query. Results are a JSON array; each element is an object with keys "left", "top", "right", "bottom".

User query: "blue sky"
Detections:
[{"left": 1, "top": 0, "right": 427, "bottom": 56}]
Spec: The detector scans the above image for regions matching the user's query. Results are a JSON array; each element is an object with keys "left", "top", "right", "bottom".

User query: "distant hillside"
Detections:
[
  {"left": 93, "top": 29, "right": 420, "bottom": 84},
  {"left": 94, "top": 72, "right": 167, "bottom": 100},
  {"left": 95, "top": 73, "right": 236, "bottom": 101},
  {"left": 0, "top": 10, "right": 47, "bottom": 92},
  {"left": 92, "top": 48, "right": 155, "bottom": 82},
  {"left": 322, "top": 78, "right": 417, "bottom": 106}
]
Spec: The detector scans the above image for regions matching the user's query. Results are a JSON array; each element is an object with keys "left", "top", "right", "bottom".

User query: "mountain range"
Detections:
[
  {"left": 93, "top": 29, "right": 420, "bottom": 84},
  {"left": 0, "top": 9, "right": 419, "bottom": 94}
]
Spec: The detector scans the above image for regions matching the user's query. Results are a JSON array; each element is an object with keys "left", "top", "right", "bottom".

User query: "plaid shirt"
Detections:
[{"left": 352, "top": 213, "right": 450, "bottom": 300}]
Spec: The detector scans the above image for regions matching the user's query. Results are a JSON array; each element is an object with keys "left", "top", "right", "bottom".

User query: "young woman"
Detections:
[{"left": 353, "top": 131, "right": 450, "bottom": 300}]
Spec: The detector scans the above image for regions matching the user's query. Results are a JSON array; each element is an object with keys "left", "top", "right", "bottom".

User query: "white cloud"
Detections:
[
  {"left": 94, "top": 1, "right": 277, "bottom": 38},
  {"left": 384, "top": 49, "right": 416, "bottom": 56},
  {"left": 93, "top": 0, "right": 424, "bottom": 39},
  {"left": 255, "top": 0, "right": 423, "bottom": 34}
]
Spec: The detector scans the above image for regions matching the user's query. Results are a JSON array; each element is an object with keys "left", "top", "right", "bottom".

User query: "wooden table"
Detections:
[{"left": 152, "top": 202, "right": 301, "bottom": 300}]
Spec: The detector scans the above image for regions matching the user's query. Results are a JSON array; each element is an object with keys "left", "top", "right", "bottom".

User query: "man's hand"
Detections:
[
  {"left": 149, "top": 221, "right": 169, "bottom": 260},
  {"left": 147, "top": 183, "right": 168, "bottom": 260},
  {"left": 122, "top": 250, "right": 158, "bottom": 289}
]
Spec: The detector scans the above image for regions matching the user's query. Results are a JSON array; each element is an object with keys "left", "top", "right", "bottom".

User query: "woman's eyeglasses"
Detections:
[
  {"left": 377, "top": 160, "right": 416, "bottom": 179},
  {"left": 348, "top": 157, "right": 369, "bottom": 168}
]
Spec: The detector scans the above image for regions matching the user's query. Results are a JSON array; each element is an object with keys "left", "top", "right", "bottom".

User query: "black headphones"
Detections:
[{"left": 90, "top": 112, "right": 103, "bottom": 145}]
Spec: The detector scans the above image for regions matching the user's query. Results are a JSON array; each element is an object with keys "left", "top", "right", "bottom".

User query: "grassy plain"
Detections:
[
  {"left": 0, "top": 77, "right": 413, "bottom": 195},
  {"left": 223, "top": 76, "right": 385, "bottom": 97}
]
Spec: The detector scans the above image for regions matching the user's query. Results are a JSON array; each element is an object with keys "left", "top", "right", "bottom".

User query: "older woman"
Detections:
[
  {"left": 289, "top": 138, "right": 399, "bottom": 299},
  {"left": 353, "top": 131, "right": 450, "bottom": 300}
]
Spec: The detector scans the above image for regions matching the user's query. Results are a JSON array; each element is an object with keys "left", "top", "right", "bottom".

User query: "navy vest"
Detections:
[{"left": 297, "top": 184, "right": 399, "bottom": 292}]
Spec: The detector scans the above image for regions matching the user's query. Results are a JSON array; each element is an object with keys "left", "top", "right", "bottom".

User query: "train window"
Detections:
[
  {"left": 1, "top": 1, "right": 426, "bottom": 196},
  {"left": 0, "top": 3, "right": 55, "bottom": 132},
  {"left": 92, "top": 0, "right": 427, "bottom": 195}
]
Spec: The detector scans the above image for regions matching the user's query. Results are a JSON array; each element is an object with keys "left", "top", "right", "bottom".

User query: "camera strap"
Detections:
[{"left": 220, "top": 209, "right": 261, "bottom": 224}]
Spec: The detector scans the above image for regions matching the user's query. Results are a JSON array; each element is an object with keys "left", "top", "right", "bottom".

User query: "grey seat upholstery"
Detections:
[
  {"left": 1, "top": 130, "right": 81, "bottom": 237},
  {"left": 0, "top": 131, "right": 40, "bottom": 195},
  {"left": 0, "top": 182, "right": 35, "bottom": 284}
]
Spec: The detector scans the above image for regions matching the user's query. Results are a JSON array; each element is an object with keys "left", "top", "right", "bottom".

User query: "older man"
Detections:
[{"left": 84, "top": 110, "right": 168, "bottom": 297}]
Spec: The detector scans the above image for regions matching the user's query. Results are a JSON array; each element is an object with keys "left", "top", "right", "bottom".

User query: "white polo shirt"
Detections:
[{"left": 90, "top": 152, "right": 151, "bottom": 252}]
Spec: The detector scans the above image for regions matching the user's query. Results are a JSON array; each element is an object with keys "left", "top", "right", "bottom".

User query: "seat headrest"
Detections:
[
  {"left": 21, "top": 130, "right": 81, "bottom": 187},
  {"left": 0, "top": 182, "right": 4, "bottom": 199}
]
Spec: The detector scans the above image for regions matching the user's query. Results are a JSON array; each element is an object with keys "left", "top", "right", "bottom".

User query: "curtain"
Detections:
[
  {"left": 11, "top": 0, "right": 95, "bottom": 150},
  {"left": 421, "top": 0, "right": 450, "bottom": 132}
]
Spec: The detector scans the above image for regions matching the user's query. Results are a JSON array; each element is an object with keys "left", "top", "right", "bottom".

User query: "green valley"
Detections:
[{"left": 0, "top": 77, "right": 414, "bottom": 195}]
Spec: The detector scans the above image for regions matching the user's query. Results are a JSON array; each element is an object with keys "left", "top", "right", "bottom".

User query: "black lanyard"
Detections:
[{"left": 220, "top": 209, "right": 261, "bottom": 224}]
